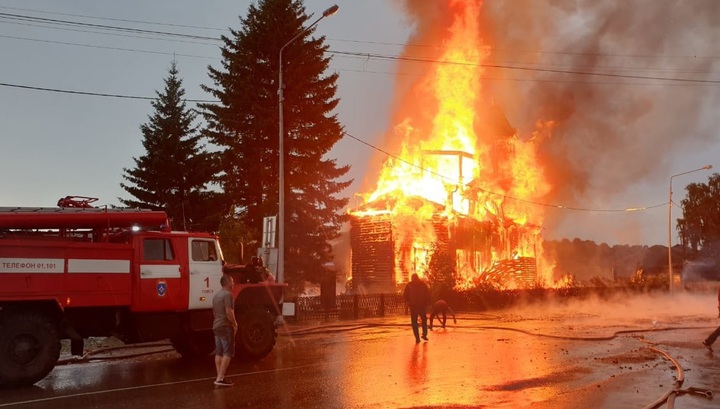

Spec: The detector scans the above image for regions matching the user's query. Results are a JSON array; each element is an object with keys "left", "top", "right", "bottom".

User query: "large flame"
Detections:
[
  {"left": 367, "top": 1, "right": 484, "bottom": 211},
  {"left": 354, "top": 0, "right": 552, "bottom": 289}
]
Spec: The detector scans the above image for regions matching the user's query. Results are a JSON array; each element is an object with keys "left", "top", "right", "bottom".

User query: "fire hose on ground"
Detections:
[
  {"left": 57, "top": 321, "right": 715, "bottom": 407},
  {"left": 285, "top": 321, "right": 716, "bottom": 407},
  {"left": 642, "top": 346, "right": 713, "bottom": 409},
  {"left": 56, "top": 341, "right": 175, "bottom": 365}
]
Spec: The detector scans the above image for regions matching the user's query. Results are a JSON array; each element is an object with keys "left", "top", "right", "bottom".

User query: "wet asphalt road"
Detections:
[{"left": 0, "top": 291, "right": 719, "bottom": 409}]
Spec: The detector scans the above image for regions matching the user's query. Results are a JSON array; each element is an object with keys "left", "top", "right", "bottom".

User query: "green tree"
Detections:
[
  {"left": 120, "top": 61, "right": 219, "bottom": 231},
  {"left": 200, "top": 0, "right": 351, "bottom": 296},
  {"left": 678, "top": 173, "right": 720, "bottom": 260},
  {"left": 217, "top": 217, "right": 260, "bottom": 264}
]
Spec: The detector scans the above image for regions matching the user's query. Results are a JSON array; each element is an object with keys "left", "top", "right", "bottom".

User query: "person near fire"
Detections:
[
  {"left": 213, "top": 274, "right": 237, "bottom": 386},
  {"left": 242, "top": 256, "right": 263, "bottom": 283},
  {"left": 429, "top": 299, "right": 456, "bottom": 329},
  {"left": 403, "top": 273, "right": 431, "bottom": 343},
  {"left": 702, "top": 286, "right": 720, "bottom": 351},
  {"left": 257, "top": 257, "right": 275, "bottom": 283}
]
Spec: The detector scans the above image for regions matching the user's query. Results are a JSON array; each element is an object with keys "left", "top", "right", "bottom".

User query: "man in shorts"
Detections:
[{"left": 213, "top": 274, "right": 238, "bottom": 386}]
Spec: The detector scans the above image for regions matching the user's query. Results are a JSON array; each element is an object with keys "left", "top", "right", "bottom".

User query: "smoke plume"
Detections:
[{"left": 388, "top": 0, "right": 720, "bottom": 241}]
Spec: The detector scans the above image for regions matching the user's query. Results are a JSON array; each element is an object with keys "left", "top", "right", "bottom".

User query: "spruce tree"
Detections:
[
  {"left": 200, "top": 0, "right": 351, "bottom": 295},
  {"left": 120, "top": 61, "right": 219, "bottom": 232}
]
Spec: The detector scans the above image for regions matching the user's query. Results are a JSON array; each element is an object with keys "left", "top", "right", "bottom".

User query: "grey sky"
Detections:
[{"left": 2, "top": 0, "right": 719, "bottom": 247}]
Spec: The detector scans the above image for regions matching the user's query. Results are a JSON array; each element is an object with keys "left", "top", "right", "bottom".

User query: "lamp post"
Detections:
[
  {"left": 668, "top": 164, "right": 712, "bottom": 291},
  {"left": 278, "top": 4, "right": 339, "bottom": 286}
]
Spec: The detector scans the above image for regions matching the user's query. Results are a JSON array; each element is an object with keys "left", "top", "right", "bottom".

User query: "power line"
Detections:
[
  {"left": 0, "top": 78, "right": 672, "bottom": 213},
  {"left": 0, "top": 33, "right": 716, "bottom": 106},
  {"left": 329, "top": 51, "right": 720, "bottom": 85},
  {"left": 3, "top": 11, "right": 719, "bottom": 84},
  {"left": 0, "top": 74, "right": 672, "bottom": 212},
  {"left": 0, "top": 19, "right": 218, "bottom": 45},
  {"left": 3, "top": 32, "right": 717, "bottom": 87},
  {"left": 341, "top": 131, "right": 667, "bottom": 213},
  {"left": 0, "top": 5, "right": 228, "bottom": 32},
  {"left": 0, "top": 34, "right": 216, "bottom": 59},
  {"left": 1, "top": 11, "right": 719, "bottom": 80},
  {"left": 0, "top": 12, "right": 219, "bottom": 41},
  {"left": 6, "top": 7, "right": 720, "bottom": 76},
  {"left": 334, "top": 66, "right": 711, "bottom": 87},
  {"left": 0, "top": 82, "right": 216, "bottom": 102},
  {"left": 7, "top": 5, "right": 720, "bottom": 64},
  {"left": 326, "top": 37, "right": 720, "bottom": 62},
  {"left": 0, "top": 63, "right": 701, "bottom": 109}
]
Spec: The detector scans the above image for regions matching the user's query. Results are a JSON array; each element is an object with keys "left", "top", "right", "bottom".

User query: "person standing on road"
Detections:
[
  {"left": 429, "top": 299, "right": 457, "bottom": 329},
  {"left": 702, "top": 286, "right": 720, "bottom": 352},
  {"left": 213, "top": 274, "right": 238, "bottom": 386},
  {"left": 403, "top": 273, "right": 431, "bottom": 343}
]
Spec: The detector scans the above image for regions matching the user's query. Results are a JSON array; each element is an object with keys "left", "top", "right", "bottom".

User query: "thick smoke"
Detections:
[
  {"left": 391, "top": 0, "right": 720, "bottom": 242},
  {"left": 480, "top": 1, "right": 720, "bottom": 199}
]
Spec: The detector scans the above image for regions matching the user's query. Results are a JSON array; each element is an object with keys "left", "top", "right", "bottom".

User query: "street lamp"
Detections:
[
  {"left": 668, "top": 164, "right": 712, "bottom": 291},
  {"left": 278, "top": 4, "right": 339, "bottom": 286}
]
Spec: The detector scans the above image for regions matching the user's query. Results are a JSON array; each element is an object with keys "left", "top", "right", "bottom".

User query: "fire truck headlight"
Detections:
[{"left": 131, "top": 225, "right": 141, "bottom": 232}]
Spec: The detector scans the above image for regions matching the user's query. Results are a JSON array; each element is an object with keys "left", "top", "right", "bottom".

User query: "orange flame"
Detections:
[{"left": 354, "top": 0, "right": 552, "bottom": 289}]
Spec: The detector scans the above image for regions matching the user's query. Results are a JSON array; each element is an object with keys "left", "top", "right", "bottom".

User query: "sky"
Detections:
[{"left": 2, "top": 0, "right": 719, "bottom": 247}]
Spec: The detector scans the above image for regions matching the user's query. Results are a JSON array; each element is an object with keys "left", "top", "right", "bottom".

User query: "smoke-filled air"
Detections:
[{"left": 349, "top": 0, "right": 720, "bottom": 289}]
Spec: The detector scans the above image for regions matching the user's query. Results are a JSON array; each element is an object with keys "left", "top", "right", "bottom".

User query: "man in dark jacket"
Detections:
[{"left": 403, "top": 273, "right": 431, "bottom": 343}]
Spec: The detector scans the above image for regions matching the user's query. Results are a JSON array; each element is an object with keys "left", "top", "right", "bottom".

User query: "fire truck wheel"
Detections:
[
  {"left": 170, "top": 331, "right": 214, "bottom": 359},
  {"left": 235, "top": 307, "right": 276, "bottom": 361},
  {"left": 0, "top": 312, "right": 60, "bottom": 388}
]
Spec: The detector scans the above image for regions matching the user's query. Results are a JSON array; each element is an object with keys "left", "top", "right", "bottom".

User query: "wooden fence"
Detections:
[{"left": 292, "top": 293, "right": 405, "bottom": 322}]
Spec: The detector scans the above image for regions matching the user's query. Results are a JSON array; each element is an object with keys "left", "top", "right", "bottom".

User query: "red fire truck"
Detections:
[{"left": 0, "top": 196, "right": 284, "bottom": 387}]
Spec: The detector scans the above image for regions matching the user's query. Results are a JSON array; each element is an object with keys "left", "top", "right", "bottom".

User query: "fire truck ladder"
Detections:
[{"left": 0, "top": 196, "right": 169, "bottom": 231}]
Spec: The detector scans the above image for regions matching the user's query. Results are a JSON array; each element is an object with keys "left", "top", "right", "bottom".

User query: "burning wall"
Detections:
[
  {"left": 349, "top": 197, "right": 540, "bottom": 294},
  {"left": 350, "top": 185, "right": 539, "bottom": 293}
]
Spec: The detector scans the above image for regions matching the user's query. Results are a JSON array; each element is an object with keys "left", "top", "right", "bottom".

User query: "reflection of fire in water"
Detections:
[{"left": 349, "top": 0, "right": 551, "bottom": 293}]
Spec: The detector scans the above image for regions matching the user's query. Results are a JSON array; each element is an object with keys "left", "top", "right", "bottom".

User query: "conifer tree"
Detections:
[
  {"left": 120, "top": 61, "right": 219, "bottom": 232},
  {"left": 201, "top": 0, "right": 351, "bottom": 295}
]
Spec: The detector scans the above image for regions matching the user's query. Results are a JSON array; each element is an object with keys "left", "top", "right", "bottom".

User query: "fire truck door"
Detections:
[
  {"left": 187, "top": 238, "right": 223, "bottom": 310},
  {"left": 137, "top": 237, "right": 187, "bottom": 311}
]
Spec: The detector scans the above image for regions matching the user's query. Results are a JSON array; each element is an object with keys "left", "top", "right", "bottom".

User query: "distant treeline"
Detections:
[{"left": 543, "top": 239, "right": 720, "bottom": 283}]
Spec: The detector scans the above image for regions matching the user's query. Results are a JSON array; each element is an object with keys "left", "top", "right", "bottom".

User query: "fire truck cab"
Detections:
[{"left": 0, "top": 197, "right": 283, "bottom": 387}]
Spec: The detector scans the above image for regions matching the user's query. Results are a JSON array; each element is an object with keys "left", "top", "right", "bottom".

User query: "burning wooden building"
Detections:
[
  {"left": 348, "top": 1, "right": 550, "bottom": 293},
  {"left": 349, "top": 185, "right": 541, "bottom": 294},
  {"left": 347, "top": 106, "right": 546, "bottom": 294}
]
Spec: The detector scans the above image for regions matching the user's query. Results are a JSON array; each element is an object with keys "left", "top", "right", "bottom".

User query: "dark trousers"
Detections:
[
  {"left": 410, "top": 306, "right": 427, "bottom": 341},
  {"left": 706, "top": 326, "right": 720, "bottom": 346},
  {"left": 430, "top": 311, "right": 446, "bottom": 328}
]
